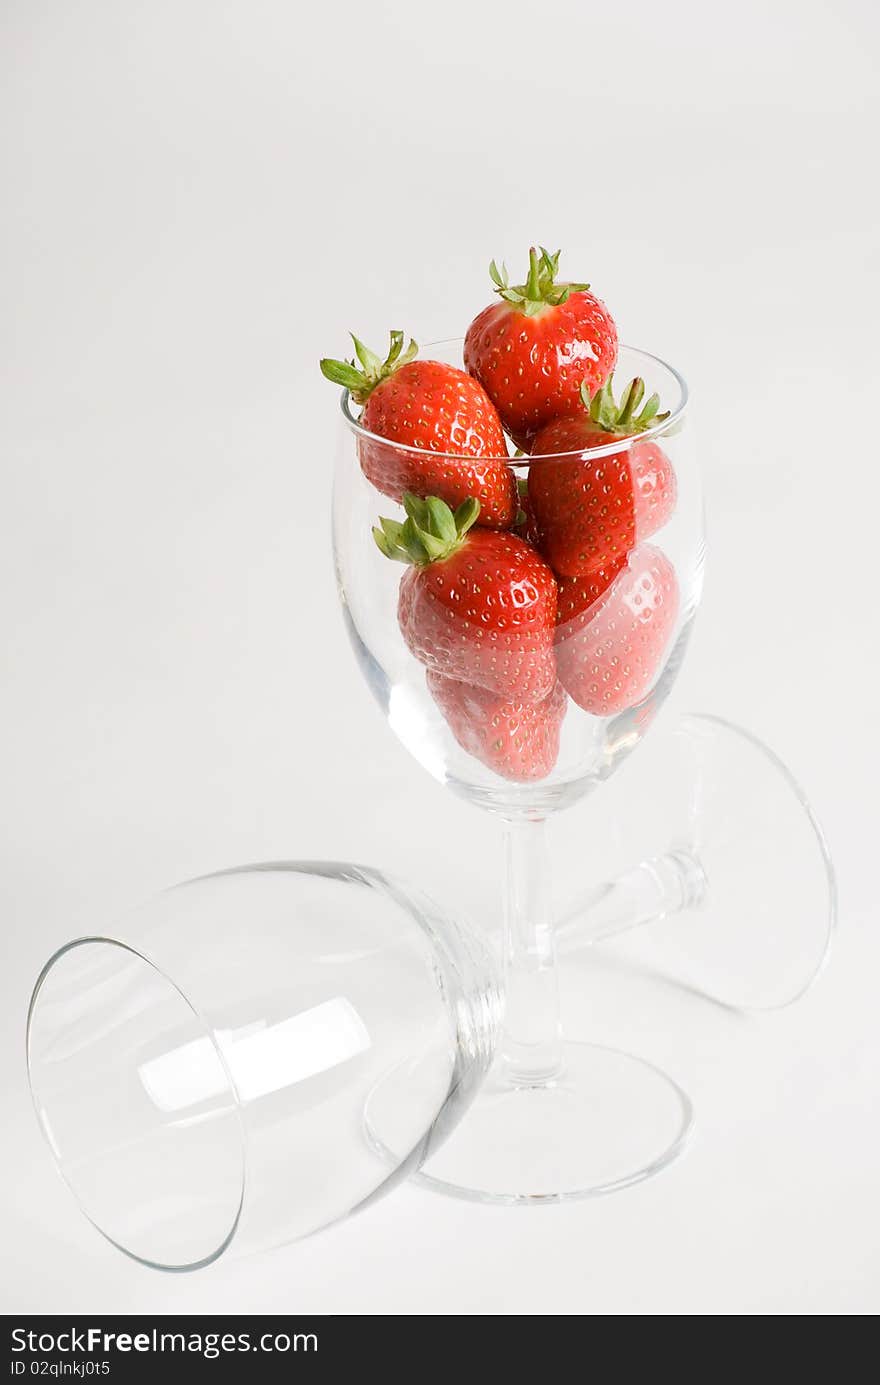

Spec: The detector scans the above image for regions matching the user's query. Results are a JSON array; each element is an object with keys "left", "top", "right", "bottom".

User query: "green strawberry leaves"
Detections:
[
  {"left": 490, "top": 246, "right": 589, "bottom": 316},
  {"left": 580, "top": 375, "right": 670, "bottom": 436},
  {"left": 373, "top": 493, "right": 481, "bottom": 566},
  {"left": 321, "top": 330, "right": 418, "bottom": 403}
]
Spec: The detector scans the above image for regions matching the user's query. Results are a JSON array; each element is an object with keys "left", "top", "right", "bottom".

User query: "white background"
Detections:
[{"left": 2, "top": 0, "right": 878, "bottom": 1315}]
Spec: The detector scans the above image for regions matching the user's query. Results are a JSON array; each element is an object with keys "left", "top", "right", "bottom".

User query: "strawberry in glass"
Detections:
[
  {"left": 427, "top": 672, "right": 567, "bottom": 782},
  {"left": 555, "top": 544, "right": 679, "bottom": 715},
  {"left": 464, "top": 248, "right": 617, "bottom": 451},
  {"left": 321, "top": 333, "right": 516, "bottom": 528},
  {"left": 528, "top": 376, "right": 677, "bottom": 577},
  {"left": 373, "top": 494, "right": 557, "bottom": 703}
]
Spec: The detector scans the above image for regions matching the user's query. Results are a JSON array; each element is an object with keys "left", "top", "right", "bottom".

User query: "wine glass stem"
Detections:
[
  {"left": 556, "top": 850, "right": 707, "bottom": 949},
  {"left": 501, "top": 816, "right": 564, "bottom": 1086}
]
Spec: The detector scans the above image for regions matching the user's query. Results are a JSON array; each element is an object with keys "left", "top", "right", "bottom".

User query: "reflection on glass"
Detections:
[{"left": 139, "top": 997, "right": 372, "bottom": 1112}]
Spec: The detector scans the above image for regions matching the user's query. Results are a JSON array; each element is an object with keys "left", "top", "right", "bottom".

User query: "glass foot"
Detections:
[{"left": 367, "top": 1041, "right": 693, "bottom": 1204}]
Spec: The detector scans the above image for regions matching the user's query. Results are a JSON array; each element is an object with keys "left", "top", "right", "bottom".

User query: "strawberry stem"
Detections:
[
  {"left": 617, "top": 378, "right": 645, "bottom": 428},
  {"left": 489, "top": 246, "right": 590, "bottom": 317},
  {"left": 525, "top": 247, "right": 543, "bottom": 301},
  {"left": 579, "top": 375, "right": 670, "bottom": 436}
]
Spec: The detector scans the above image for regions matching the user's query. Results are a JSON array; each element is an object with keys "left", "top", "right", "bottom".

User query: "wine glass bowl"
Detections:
[
  {"left": 26, "top": 863, "right": 500, "bottom": 1269},
  {"left": 333, "top": 341, "right": 703, "bottom": 818}
]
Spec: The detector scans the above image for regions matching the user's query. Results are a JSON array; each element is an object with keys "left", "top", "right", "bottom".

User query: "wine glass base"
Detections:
[{"left": 367, "top": 1041, "right": 693, "bottom": 1205}]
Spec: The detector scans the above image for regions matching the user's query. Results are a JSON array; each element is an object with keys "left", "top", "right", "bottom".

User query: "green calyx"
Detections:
[
  {"left": 580, "top": 375, "right": 670, "bottom": 435},
  {"left": 489, "top": 246, "right": 589, "bottom": 318},
  {"left": 372, "top": 493, "right": 480, "bottom": 566},
  {"left": 320, "top": 330, "right": 418, "bottom": 404}
]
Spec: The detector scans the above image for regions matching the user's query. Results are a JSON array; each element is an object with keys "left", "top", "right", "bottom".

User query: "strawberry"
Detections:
[
  {"left": 427, "top": 670, "right": 567, "bottom": 782},
  {"left": 321, "top": 332, "right": 516, "bottom": 528},
  {"left": 463, "top": 248, "right": 618, "bottom": 450},
  {"left": 528, "top": 376, "right": 677, "bottom": 577},
  {"left": 373, "top": 493, "right": 557, "bottom": 702},
  {"left": 555, "top": 553, "right": 630, "bottom": 627},
  {"left": 555, "top": 545, "right": 679, "bottom": 716}
]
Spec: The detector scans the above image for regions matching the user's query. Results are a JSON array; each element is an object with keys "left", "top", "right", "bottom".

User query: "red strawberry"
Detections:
[
  {"left": 555, "top": 553, "right": 630, "bottom": 627},
  {"left": 374, "top": 493, "right": 557, "bottom": 702},
  {"left": 528, "top": 376, "right": 677, "bottom": 577},
  {"left": 463, "top": 248, "right": 618, "bottom": 450},
  {"left": 555, "top": 545, "right": 679, "bottom": 716},
  {"left": 321, "top": 332, "right": 516, "bottom": 528},
  {"left": 427, "top": 670, "right": 567, "bottom": 782}
]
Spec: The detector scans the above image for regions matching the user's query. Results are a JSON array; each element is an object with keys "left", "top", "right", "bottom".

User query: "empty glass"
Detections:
[{"left": 27, "top": 862, "right": 499, "bottom": 1271}]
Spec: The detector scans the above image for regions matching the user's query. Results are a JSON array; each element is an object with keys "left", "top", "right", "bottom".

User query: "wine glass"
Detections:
[
  {"left": 26, "top": 862, "right": 500, "bottom": 1269},
  {"left": 333, "top": 339, "right": 704, "bottom": 1201}
]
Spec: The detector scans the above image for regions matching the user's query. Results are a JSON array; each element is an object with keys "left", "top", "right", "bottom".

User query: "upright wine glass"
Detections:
[{"left": 333, "top": 340, "right": 704, "bottom": 1202}]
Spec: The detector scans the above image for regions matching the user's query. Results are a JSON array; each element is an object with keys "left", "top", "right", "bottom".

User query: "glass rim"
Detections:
[
  {"left": 338, "top": 339, "right": 688, "bottom": 467},
  {"left": 26, "top": 933, "right": 248, "bottom": 1273}
]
